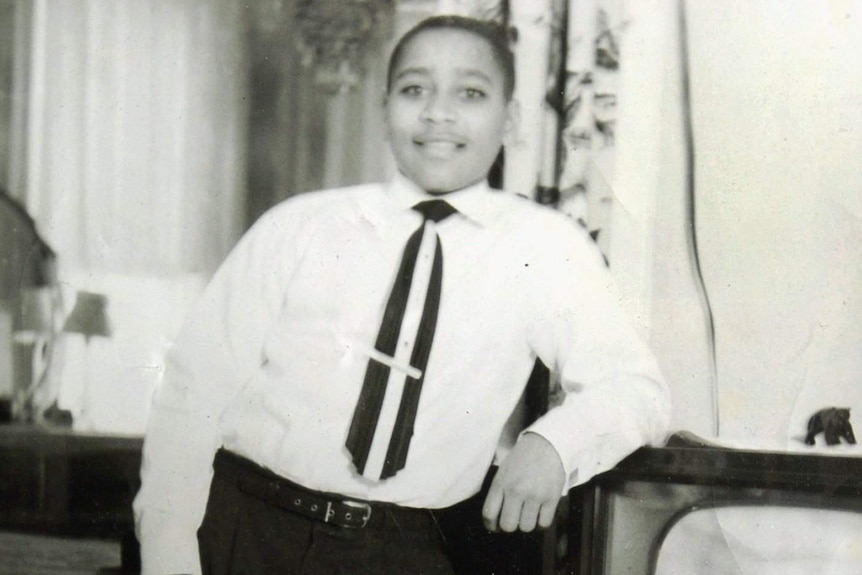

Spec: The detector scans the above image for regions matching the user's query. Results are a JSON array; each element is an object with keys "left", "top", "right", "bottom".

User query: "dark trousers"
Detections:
[{"left": 197, "top": 452, "right": 454, "bottom": 575}]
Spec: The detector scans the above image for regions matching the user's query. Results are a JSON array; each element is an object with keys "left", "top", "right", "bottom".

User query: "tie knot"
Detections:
[{"left": 412, "top": 199, "right": 457, "bottom": 223}]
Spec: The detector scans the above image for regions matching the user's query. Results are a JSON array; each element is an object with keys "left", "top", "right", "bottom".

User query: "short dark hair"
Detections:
[{"left": 386, "top": 15, "right": 516, "bottom": 101}]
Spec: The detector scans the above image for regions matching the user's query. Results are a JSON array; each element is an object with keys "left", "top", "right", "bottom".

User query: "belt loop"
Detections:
[{"left": 324, "top": 501, "right": 333, "bottom": 523}]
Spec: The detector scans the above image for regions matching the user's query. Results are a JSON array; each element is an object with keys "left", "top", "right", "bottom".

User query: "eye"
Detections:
[
  {"left": 399, "top": 84, "right": 426, "bottom": 97},
  {"left": 462, "top": 87, "right": 487, "bottom": 100}
]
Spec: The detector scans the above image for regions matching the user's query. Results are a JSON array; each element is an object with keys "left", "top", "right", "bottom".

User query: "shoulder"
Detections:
[
  {"left": 251, "top": 183, "right": 384, "bottom": 234},
  {"left": 228, "top": 183, "right": 384, "bottom": 262},
  {"left": 263, "top": 183, "right": 383, "bottom": 220},
  {"left": 487, "top": 192, "right": 607, "bottom": 272},
  {"left": 494, "top": 192, "right": 594, "bottom": 243}
]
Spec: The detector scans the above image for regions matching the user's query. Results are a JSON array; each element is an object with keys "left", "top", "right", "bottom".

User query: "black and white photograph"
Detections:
[{"left": 1, "top": 1, "right": 860, "bottom": 574}]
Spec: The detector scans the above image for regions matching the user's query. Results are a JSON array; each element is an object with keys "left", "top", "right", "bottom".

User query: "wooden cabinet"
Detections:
[
  {"left": 0, "top": 425, "right": 142, "bottom": 571},
  {"left": 577, "top": 437, "right": 862, "bottom": 575}
]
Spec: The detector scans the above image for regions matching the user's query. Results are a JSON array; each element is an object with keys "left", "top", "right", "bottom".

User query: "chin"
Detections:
[
  {"left": 424, "top": 188, "right": 456, "bottom": 196},
  {"left": 414, "top": 180, "right": 457, "bottom": 195},
  {"left": 415, "top": 174, "right": 483, "bottom": 195}
]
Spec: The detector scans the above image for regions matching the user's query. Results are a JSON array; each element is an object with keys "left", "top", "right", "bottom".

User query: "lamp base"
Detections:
[{"left": 38, "top": 400, "right": 73, "bottom": 427}]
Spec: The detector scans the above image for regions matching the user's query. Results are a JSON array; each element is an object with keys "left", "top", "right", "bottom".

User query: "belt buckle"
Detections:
[{"left": 342, "top": 500, "right": 372, "bottom": 528}]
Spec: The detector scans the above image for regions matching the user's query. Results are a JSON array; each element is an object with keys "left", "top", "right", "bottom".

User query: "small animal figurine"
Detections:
[{"left": 804, "top": 407, "right": 856, "bottom": 446}]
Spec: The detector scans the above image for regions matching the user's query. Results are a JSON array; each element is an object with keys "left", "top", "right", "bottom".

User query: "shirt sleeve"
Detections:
[
  {"left": 133, "top": 205, "right": 299, "bottom": 575},
  {"left": 523, "top": 217, "right": 671, "bottom": 491}
]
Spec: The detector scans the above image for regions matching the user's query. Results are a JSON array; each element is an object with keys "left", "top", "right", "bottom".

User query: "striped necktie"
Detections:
[{"left": 346, "top": 199, "right": 457, "bottom": 479}]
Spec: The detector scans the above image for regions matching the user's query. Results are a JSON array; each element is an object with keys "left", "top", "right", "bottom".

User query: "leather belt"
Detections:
[{"left": 213, "top": 449, "right": 375, "bottom": 529}]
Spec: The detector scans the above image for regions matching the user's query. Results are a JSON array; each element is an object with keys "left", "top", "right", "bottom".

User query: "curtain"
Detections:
[
  {"left": 18, "top": 0, "right": 248, "bottom": 432},
  {"left": 25, "top": 0, "right": 246, "bottom": 276},
  {"left": 684, "top": 0, "right": 862, "bottom": 443},
  {"left": 497, "top": 0, "right": 717, "bottom": 433}
]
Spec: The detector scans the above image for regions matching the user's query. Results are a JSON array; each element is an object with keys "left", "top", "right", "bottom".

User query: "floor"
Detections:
[{"left": 0, "top": 532, "right": 121, "bottom": 575}]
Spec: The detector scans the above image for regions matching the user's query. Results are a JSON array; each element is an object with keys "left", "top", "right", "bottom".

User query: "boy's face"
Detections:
[{"left": 384, "top": 28, "right": 517, "bottom": 194}]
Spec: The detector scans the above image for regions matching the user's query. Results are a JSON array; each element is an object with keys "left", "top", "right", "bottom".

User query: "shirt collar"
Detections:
[{"left": 375, "top": 171, "right": 504, "bottom": 228}]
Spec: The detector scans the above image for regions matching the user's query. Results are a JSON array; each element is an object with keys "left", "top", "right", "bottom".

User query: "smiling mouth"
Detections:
[{"left": 415, "top": 140, "right": 465, "bottom": 157}]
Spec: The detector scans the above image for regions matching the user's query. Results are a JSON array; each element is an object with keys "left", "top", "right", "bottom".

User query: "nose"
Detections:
[{"left": 421, "top": 93, "right": 457, "bottom": 123}]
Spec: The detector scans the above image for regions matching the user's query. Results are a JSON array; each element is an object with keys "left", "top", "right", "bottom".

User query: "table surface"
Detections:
[
  {"left": 0, "top": 423, "right": 143, "bottom": 450},
  {"left": 605, "top": 432, "right": 862, "bottom": 495}
]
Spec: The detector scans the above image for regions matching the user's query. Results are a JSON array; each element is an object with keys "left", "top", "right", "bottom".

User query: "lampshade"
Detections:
[{"left": 63, "top": 291, "right": 112, "bottom": 339}]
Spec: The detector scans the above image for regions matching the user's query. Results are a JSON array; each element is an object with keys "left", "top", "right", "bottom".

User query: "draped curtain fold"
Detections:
[
  {"left": 507, "top": 0, "right": 717, "bottom": 434},
  {"left": 24, "top": 0, "right": 246, "bottom": 277},
  {"left": 16, "top": 0, "right": 248, "bottom": 432}
]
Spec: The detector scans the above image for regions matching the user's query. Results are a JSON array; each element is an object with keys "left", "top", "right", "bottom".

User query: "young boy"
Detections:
[{"left": 134, "top": 15, "right": 670, "bottom": 575}]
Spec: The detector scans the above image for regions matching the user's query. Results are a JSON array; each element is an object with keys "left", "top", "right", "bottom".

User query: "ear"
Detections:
[{"left": 503, "top": 98, "right": 521, "bottom": 145}]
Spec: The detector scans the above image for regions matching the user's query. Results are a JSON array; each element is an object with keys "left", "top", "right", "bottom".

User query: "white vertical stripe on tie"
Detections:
[{"left": 362, "top": 221, "right": 439, "bottom": 480}]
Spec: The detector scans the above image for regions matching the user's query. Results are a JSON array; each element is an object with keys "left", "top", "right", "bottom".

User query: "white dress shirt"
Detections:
[{"left": 134, "top": 173, "right": 670, "bottom": 574}]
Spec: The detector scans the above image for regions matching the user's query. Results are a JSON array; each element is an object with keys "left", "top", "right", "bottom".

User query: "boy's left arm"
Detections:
[{"left": 483, "top": 221, "right": 671, "bottom": 533}]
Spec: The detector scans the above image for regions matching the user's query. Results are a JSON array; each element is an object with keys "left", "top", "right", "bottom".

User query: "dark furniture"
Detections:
[
  {"left": 575, "top": 433, "right": 862, "bottom": 575},
  {"left": 10, "top": 426, "right": 859, "bottom": 575},
  {"left": 0, "top": 425, "right": 142, "bottom": 572}
]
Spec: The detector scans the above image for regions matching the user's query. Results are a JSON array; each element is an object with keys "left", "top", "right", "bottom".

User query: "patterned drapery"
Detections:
[
  {"left": 552, "top": 0, "right": 623, "bottom": 251},
  {"left": 432, "top": 0, "right": 636, "bottom": 426},
  {"left": 437, "top": 0, "right": 623, "bottom": 251}
]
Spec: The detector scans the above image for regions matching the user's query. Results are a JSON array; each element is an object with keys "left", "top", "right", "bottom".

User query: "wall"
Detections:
[
  {"left": 688, "top": 0, "right": 862, "bottom": 443},
  {"left": 242, "top": 1, "right": 391, "bottom": 227},
  {"left": 607, "top": 4, "right": 862, "bottom": 570},
  {"left": 608, "top": 0, "right": 717, "bottom": 435},
  {"left": 609, "top": 0, "right": 862, "bottom": 443}
]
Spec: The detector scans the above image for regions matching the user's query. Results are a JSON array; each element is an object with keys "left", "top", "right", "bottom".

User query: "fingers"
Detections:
[
  {"left": 497, "top": 494, "right": 523, "bottom": 533},
  {"left": 481, "top": 476, "right": 528, "bottom": 533},
  {"left": 481, "top": 434, "right": 567, "bottom": 533},
  {"left": 482, "top": 488, "right": 524, "bottom": 533},
  {"left": 482, "top": 477, "right": 556, "bottom": 533},
  {"left": 537, "top": 498, "right": 559, "bottom": 529},
  {"left": 482, "top": 481, "right": 504, "bottom": 531},
  {"left": 518, "top": 500, "right": 541, "bottom": 532}
]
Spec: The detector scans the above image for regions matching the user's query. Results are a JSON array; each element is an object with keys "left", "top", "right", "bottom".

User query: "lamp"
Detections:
[
  {"left": 63, "top": 291, "right": 112, "bottom": 341},
  {"left": 60, "top": 291, "right": 112, "bottom": 429}
]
